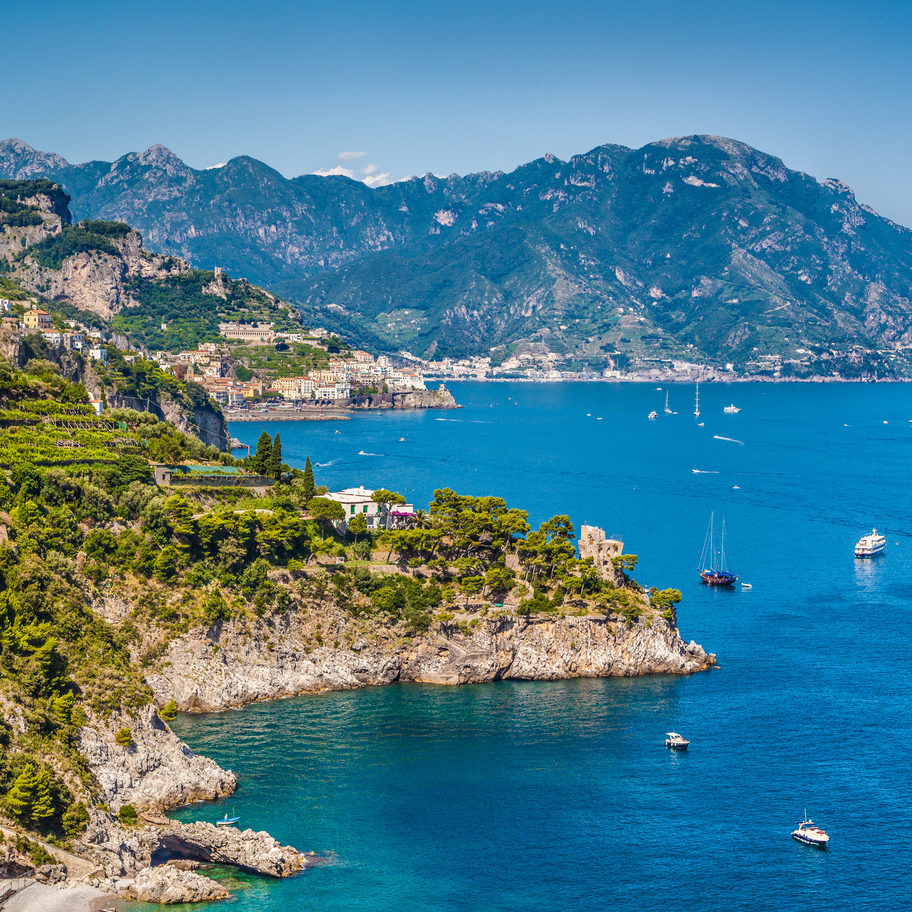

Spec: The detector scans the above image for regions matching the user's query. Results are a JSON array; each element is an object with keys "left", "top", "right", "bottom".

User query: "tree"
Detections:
[
  {"left": 159, "top": 699, "right": 178, "bottom": 723},
  {"left": 307, "top": 497, "right": 345, "bottom": 540},
  {"left": 268, "top": 433, "right": 283, "bottom": 481},
  {"left": 301, "top": 457, "right": 316, "bottom": 502},
  {"left": 118, "top": 804, "right": 138, "bottom": 825},
  {"left": 348, "top": 512, "right": 369, "bottom": 544},
  {"left": 115, "top": 727, "right": 134, "bottom": 747},
  {"left": 32, "top": 769, "right": 55, "bottom": 822},
  {"left": 6, "top": 763, "right": 39, "bottom": 822},
  {"left": 251, "top": 432, "right": 273, "bottom": 475},
  {"left": 457, "top": 575, "right": 484, "bottom": 604},
  {"left": 371, "top": 489, "right": 406, "bottom": 530}
]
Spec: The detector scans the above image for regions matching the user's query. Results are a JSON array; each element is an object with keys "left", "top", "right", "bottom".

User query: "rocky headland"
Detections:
[{"left": 147, "top": 609, "right": 714, "bottom": 712}]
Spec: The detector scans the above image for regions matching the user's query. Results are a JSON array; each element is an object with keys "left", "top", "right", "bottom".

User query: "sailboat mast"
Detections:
[
  {"left": 694, "top": 382, "right": 701, "bottom": 418},
  {"left": 721, "top": 518, "right": 727, "bottom": 571}
]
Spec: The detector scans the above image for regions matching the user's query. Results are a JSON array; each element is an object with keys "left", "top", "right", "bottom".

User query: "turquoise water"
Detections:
[{"left": 167, "top": 382, "right": 912, "bottom": 910}]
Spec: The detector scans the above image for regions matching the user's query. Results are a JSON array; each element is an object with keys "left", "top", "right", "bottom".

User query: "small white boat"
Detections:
[
  {"left": 723, "top": 403, "right": 741, "bottom": 414},
  {"left": 741, "top": 582, "right": 752, "bottom": 589},
  {"left": 665, "top": 732, "right": 690, "bottom": 751},
  {"left": 648, "top": 410, "right": 658, "bottom": 420},
  {"left": 791, "top": 814, "right": 829, "bottom": 848},
  {"left": 216, "top": 807, "right": 240, "bottom": 827},
  {"left": 854, "top": 528, "right": 885, "bottom": 558}
]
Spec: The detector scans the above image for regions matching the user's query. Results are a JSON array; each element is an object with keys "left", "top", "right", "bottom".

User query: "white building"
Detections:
[{"left": 324, "top": 485, "right": 415, "bottom": 532}]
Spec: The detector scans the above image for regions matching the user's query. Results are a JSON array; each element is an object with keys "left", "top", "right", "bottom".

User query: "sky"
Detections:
[{"left": 4, "top": 0, "right": 912, "bottom": 224}]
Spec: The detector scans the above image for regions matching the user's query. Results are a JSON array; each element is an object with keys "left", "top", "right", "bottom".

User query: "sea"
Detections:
[{"left": 154, "top": 381, "right": 912, "bottom": 912}]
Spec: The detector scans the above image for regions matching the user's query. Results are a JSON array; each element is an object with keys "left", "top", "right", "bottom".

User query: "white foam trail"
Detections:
[
  {"left": 358, "top": 450, "right": 382, "bottom": 456},
  {"left": 692, "top": 469, "right": 720, "bottom": 474},
  {"left": 713, "top": 435, "right": 744, "bottom": 445}
]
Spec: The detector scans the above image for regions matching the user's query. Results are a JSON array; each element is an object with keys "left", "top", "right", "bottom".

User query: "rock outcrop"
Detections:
[
  {"left": 146, "top": 821, "right": 305, "bottom": 877},
  {"left": 346, "top": 384, "right": 458, "bottom": 410},
  {"left": 124, "top": 864, "right": 230, "bottom": 903},
  {"left": 79, "top": 705, "right": 238, "bottom": 812},
  {"left": 147, "top": 610, "right": 714, "bottom": 712}
]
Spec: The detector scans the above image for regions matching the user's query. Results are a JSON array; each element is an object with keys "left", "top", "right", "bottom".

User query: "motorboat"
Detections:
[
  {"left": 723, "top": 403, "right": 741, "bottom": 414},
  {"left": 665, "top": 732, "right": 690, "bottom": 751},
  {"left": 216, "top": 807, "right": 240, "bottom": 827},
  {"left": 648, "top": 410, "right": 658, "bottom": 420},
  {"left": 791, "top": 814, "right": 829, "bottom": 848},
  {"left": 854, "top": 529, "right": 885, "bottom": 558}
]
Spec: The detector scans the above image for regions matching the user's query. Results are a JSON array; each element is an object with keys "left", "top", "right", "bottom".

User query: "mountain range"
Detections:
[{"left": 2, "top": 135, "right": 911, "bottom": 376}]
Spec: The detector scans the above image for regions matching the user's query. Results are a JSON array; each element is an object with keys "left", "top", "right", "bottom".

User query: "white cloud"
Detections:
[
  {"left": 313, "top": 157, "right": 395, "bottom": 188},
  {"left": 337, "top": 150, "right": 367, "bottom": 161}
]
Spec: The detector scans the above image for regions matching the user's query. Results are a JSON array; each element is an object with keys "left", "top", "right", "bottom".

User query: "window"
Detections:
[
  {"left": 351, "top": 505, "right": 355, "bottom": 515},
  {"left": 363, "top": 506, "right": 368, "bottom": 513}
]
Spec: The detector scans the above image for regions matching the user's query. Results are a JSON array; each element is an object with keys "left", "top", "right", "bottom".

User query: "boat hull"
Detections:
[
  {"left": 665, "top": 741, "right": 689, "bottom": 750},
  {"left": 791, "top": 833, "right": 828, "bottom": 848},
  {"left": 854, "top": 546, "right": 885, "bottom": 558},
  {"left": 700, "top": 571, "right": 738, "bottom": 586}
]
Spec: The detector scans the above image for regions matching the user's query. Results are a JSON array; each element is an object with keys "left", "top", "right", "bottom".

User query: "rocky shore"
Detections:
[{"left": 147, "top": 610, "right": 715, "bottom": 713}]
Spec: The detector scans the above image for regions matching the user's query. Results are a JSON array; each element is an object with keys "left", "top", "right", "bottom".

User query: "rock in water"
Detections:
[{"left": 124, "top": 864, "right": 230, "bottom": 903}]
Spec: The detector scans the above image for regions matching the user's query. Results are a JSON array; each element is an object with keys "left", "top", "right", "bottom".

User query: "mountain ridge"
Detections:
[{"left": 3, "top": 135, "right": 911, "bottom": 376}]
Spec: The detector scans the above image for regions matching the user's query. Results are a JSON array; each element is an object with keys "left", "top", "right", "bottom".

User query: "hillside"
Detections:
[
  {"left": 3, "top": 136, "right": 912, "bottom": 376},
  {"left": 0, "top": 349, "right": 710, "bottom": 902}
]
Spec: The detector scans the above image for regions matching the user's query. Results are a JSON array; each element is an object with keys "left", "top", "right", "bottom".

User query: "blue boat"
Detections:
[
  {"left": 699, "top": 513, "right": 738, "bottom": 586},
  {"left": 216, "top": 807, "right": 240, "bottom": 827}
]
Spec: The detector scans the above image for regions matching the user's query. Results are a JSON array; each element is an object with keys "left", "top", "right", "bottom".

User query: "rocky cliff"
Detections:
[
  {"left": 346, "top": 384, "right": 458, "bottom": 410},
  {"left": 147, "top": 610, "right": 714, "bottom": 713}
]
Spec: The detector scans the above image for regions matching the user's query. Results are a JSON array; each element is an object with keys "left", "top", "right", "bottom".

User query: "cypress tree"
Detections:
[
  {"left": 302, "top": 457, "right": 315, "bottom": 502},
  {"left": 6, "top": 763, "right": 38, "bottom": 821},
  {"left": 268, "top": 433, "right": 283, "bottom": 481},
  {"left": 252, "top": 432, "right": 272, "bottom": 475}
]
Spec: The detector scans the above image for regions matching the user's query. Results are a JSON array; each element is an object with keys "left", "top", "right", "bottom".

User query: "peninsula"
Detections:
[{"left": 0, "top": 179, "right": 712, "bottom": 908}]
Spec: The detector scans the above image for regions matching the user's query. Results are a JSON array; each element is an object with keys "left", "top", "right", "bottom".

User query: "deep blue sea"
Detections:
[{"left": 161, "top": 382, "right": 912, "bottom": 912}]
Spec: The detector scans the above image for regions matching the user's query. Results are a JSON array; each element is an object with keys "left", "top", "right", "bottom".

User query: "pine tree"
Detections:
[
  {"left": 6, "top": 763, "right": 38, "bottom": 822},
  {"left": 251, "top": 432, "right": 273, "bottom": 475},
  {"left": 268, "top": 433, "right": 283, "bottom": 481},
  {"left": 302, "top": 457, "right": 315, "bottom": 502},
  {"left": 51, "top": 690, "right": 75, "bottom": 726},
  {"left": 32, "top": 769, "right": 55, "bottom": 822}
]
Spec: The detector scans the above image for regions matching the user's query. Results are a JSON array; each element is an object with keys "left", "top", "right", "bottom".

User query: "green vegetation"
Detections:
[
  {"left": 23, "top": 221, "right": 131, "bottom": 270},
  {"left": 112, "top": 273, "right": 298, "bottom": 353}
]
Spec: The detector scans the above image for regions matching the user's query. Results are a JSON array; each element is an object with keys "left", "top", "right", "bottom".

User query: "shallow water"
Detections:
[{"left": 163, "top": 382, "right": 911, "bottom": 911}]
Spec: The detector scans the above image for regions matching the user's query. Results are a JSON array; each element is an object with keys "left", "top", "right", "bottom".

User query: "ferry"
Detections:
[
  {"left": 665, "top": 732, "right": 690, "bottom": 751},
  {"left": 791, "top": 814, "right": 829, "bottom": 848},
  {"left": 854, "top": 529, "right": 885, "bottom": 558},
  {"left": 723, "top": 403, "right": 741, "bottom": 414}
]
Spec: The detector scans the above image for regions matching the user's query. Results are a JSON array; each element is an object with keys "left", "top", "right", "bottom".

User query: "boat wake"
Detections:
[
  {"left": 358, "top": 450, "right": 382, "bottom": 456},
  {"left": 315, "top": 460, "right": 337, "bottom": 467},
  {"left": 713, "top": 435, "right": 744, "bottom": 445},
  {"left": 691, "top": 469, "right": 720, "bottom": 474}
]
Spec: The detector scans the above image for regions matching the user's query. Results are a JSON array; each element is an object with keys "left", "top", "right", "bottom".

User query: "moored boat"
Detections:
[
  {"left": 723, "top": 403, "right": 741, "bottom": 414},
  {"left": 216, "top": 807, "right": 240, "bottom": 827},
  {"left": 791, "top": 814, "right": 829, "bottom": 848},
  {"left": 665, "top": 732, "right": 690, "bottom": 750},
  {"left": 854, "top": 528, "right": 885, "bottom": 558},
  {"left": 698, "top": 512, "right": 738, "bottom": 586}
]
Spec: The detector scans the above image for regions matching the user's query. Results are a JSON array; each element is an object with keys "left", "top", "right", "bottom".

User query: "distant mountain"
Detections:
[{"left": 3, "top": 135, "right": 912, "bottom": 376}]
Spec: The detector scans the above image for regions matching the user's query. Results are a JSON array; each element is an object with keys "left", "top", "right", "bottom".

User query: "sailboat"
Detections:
[
  {"left": 694, "top": 382, "right": 701, "bottom": 418},
  {"left": 698, "top": 512, "right": 738, "bottom": 586}
]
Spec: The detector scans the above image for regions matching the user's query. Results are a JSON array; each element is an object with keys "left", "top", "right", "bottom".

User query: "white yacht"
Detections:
[
  {"left": 854, "top": 529, "right": 886, "bottom": 558},
  {"left": 791, "top": 815, "right": 829, "bottom": 848},
  {"left": 665, "top": 732, "right": 690, "bottom": 751},
  {"left": 723, "top": 403, "right": 741, "bottom": 414},
  {"left": 648, "top": 410, "right": 658, "bottom": 420}
]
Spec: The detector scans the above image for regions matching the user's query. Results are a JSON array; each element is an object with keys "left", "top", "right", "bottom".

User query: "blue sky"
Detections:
[{"left": 5, "top": 0, "right": 912, "bottom": 223}]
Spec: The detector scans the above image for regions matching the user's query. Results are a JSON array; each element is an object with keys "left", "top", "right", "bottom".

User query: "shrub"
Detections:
[
  {"left": 159, "top": 699, "right": 178, "bottom": 723},
  {"left": 114, "top": 727, "right": 134, "bottom": 747},
  {"left": 118, "top": 804, "right": 138, "bottom": 825}
]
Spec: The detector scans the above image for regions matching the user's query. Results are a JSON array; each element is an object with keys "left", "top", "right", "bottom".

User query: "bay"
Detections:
[{"left": 165, "top": 382, "right": 912, "bottom": 911}]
